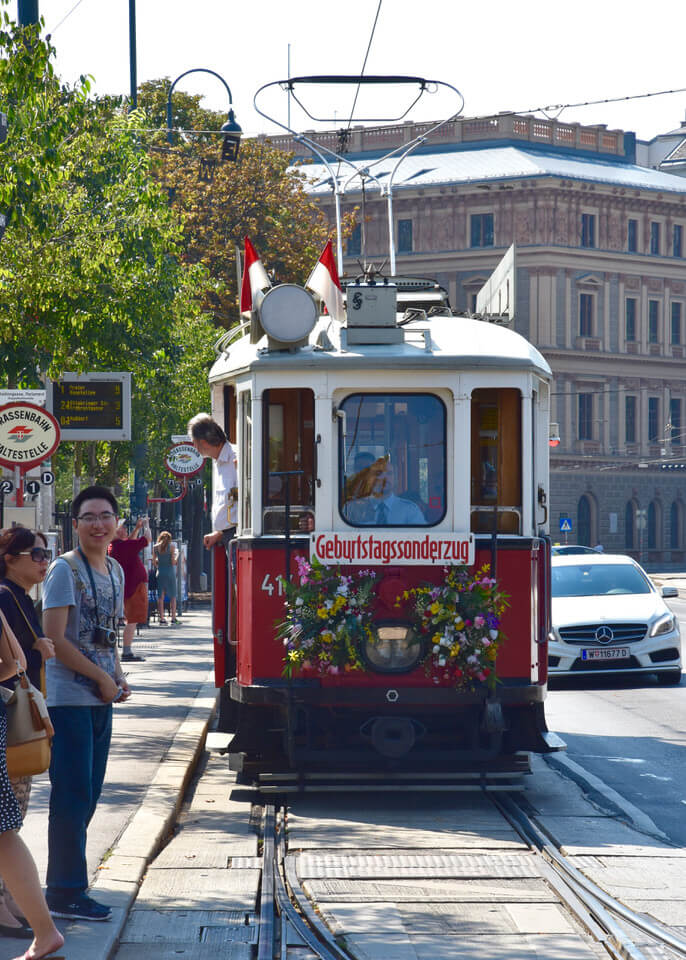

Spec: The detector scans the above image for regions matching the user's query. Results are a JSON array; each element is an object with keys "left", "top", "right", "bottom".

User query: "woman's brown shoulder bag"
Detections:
[{"left": 0, "top": 607, "right": 53, "bottom": 779}]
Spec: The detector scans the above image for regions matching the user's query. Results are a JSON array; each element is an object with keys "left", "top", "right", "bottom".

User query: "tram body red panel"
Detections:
[{"left": 234, "top": 540, "right": 548, "bottom": 689}]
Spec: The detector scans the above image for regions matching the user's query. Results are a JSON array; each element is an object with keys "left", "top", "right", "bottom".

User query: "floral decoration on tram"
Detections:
[
  {"left": 395, "top": 563, "right": 509, "bottom": 691},
  {"left": 277, "top": 557, "right": 508, "bottom": 689},
  {"left": 277, "top": 556, "right": 377, "bottom": 677}
]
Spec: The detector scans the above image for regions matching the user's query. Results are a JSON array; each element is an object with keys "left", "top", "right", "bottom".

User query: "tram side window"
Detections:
[
  {"left": 239, "top": 391, "right": 252, "bottom": 532},
  {"left": 262, "top": 388, "right": 315, "bottom": 534},
  {"left": 339, "top": 393, "right": 446, "bottom": 527},
  {"left": 470, "top": 388, "right": 522, "bottom": 534}
]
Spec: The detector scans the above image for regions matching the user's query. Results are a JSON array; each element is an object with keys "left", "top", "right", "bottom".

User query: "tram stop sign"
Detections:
[
  {"left": 164, "top": 443, "right": 205, "bottom": 478},
  {"left": 0, "top": 402, "right": 61, "bottom": 470}
]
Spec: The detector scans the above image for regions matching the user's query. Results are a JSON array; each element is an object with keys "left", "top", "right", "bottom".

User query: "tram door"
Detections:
[{"left": 470, "top": 388, "right": 522, "bottom": 534}]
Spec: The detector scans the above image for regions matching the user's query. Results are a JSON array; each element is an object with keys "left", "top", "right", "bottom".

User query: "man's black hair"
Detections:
[{"left": 72, "top": 485, "right": 119, "bottom": 519}]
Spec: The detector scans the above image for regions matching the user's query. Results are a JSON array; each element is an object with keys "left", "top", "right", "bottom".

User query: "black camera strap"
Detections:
[{"left": 77, "top": 547, "right": 118, "bottom": 628}]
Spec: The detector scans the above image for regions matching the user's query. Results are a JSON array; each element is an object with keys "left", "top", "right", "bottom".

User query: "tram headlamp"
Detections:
[{"left": 362, "top": 624, "right": 423, "bottom": 673}]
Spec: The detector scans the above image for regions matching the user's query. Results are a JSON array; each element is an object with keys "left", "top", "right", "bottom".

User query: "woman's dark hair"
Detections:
[
  {"left": 187, "top": 413, "right": 226, "bottom": 448},
  {"left": 71, "top": 485, "right": 118, "bottom": 519},
  {"left": 0, "top": 527, "right": 48, "bottom": 578}
]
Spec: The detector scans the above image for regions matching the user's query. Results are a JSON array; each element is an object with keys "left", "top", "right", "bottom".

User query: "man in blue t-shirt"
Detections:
[{"left": 42, "top": 485, "right": 130, "bottom": 923}]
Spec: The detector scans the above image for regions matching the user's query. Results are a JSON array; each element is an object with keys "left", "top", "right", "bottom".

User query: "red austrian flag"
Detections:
[
  {"left": 240, "top": 236, "right": 271, "bottom": 313},
  {"left": 306, "top": 239, "right": 345, "bottom": 323}
]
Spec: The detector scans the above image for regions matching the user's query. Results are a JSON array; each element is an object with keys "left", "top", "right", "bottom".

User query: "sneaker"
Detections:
[
  {"left": 47, "top": 893, "right": 112, "bottom": 921},
  {"left": 121, "top": 652, "right": 146, "bottom": 662}
]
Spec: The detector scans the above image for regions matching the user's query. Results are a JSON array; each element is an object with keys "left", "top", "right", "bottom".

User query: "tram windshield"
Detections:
[
  {"left": 339, "top": 393, "right": 446, "bottom": 527},
  {"left": 262, "top": 387, "right": 315, "bottom": 534}
]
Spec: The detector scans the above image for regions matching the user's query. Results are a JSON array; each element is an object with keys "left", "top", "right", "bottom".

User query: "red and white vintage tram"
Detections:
[{"left": 208, "top": 77, "right": 564, "bottom": 789}]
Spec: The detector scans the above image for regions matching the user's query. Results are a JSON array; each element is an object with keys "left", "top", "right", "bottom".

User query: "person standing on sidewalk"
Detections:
[
  {"left": 187, "top": 413, "right": 237, "bottom": 549},
  {"left": 42, "top": 486, "right": 131, "bottom": 923},
  {"left": 109, "top": 515, "right": 151, "bottom": 661},
  {"left": 153, "top": 532, "right": 178, "bottom": 625}
]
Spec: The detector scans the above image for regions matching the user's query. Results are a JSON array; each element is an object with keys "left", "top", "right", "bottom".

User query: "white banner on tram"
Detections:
[{"left": 311, "top": 532, "right": 474, "bottom": 566}]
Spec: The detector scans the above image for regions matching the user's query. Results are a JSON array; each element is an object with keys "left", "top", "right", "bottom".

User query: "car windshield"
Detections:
[{"left": 552, "top": 563, "right": 652, "bottom": 598}]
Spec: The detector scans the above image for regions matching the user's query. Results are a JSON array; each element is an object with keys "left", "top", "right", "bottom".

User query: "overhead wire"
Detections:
[{"left": 49, "top": 0, "right": 89, "bottom": 34}]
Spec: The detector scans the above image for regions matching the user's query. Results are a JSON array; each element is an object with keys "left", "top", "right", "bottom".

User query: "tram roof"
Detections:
[{"left": 209, "top": 313, "right": 552, "bottom": 383}]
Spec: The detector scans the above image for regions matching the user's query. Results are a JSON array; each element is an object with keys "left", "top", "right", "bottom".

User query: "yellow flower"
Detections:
[
  {"left": 429, "top": 601, "right": 441, "bottom": 615},
  {"left": 450, "top": 642, "right": 461, "bottom": 656},
  {"left": 487, "top": 646, "right": 498, "bottom": 660},
  {"left": 432, "top": 633, "right": 442, "bottom": 645},
  {"left": 453, "top": 618, "right": 464, "bottom": 630},
  {"left": 317, "top": 607, "right": 328, "bottom": 619}
]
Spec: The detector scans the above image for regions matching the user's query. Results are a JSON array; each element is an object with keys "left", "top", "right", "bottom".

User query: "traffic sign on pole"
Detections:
[{"left": 559, "top": 517, "right": 573, "bottom": 533}]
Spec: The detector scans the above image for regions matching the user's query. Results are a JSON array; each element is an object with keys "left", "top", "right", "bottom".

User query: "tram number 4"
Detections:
[{"left": 261, "top": 574, "right": 285, "bottom": 597}]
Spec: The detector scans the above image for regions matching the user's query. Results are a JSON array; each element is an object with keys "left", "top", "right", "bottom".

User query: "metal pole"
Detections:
[
  {"left": 129, "top": 0, "right": 137, "bottom": 109},
  {"left": 287, "top": 44, "right": 291, "bottom": 129},
  {"left": 17, "top": 0, "right": 38, "bottom": 26}
]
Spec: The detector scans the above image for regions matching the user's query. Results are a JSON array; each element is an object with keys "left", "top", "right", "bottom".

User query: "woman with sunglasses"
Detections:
[{"left": 0, "top": 527, "right": 56, "bottom": 939}]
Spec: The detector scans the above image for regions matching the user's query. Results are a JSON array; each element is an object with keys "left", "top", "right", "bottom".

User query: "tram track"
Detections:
[{"left": 254, "top": 791, "right": 686, "bottom": 960}]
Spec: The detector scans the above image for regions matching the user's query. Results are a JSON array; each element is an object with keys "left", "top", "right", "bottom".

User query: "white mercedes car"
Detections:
[{"left": 549, "top": 554, "right": 682, "bottom": 684}]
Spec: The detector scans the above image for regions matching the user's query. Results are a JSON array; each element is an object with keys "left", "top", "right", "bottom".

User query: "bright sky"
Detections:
[{"left": 37, "top": 0, "right": 686, "bottom": 143}]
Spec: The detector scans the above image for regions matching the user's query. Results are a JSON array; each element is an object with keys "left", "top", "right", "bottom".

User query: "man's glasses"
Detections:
[
  {"left": 18, "top": 548, "right": 52, "bottom": 563},
  {"left": 76, "top": 512, "right": 117, "bottom": 525}
]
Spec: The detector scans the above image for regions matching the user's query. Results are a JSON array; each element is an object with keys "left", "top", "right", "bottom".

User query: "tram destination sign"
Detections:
[
  {"left": 48, "top": 373, "right": 131, "bottom": 441},
  {"left": 312, "top": 531, "right": 474, "bottom": 567}
]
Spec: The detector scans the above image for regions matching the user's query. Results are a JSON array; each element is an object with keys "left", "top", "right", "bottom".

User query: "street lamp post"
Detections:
[{"left": 166, "top": 68, "right": 242, "bottom": 161}]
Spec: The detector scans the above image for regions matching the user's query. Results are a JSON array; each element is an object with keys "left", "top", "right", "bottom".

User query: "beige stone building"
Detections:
[{"left": 268, "top": 113, "right": 686, "bottom": 568}]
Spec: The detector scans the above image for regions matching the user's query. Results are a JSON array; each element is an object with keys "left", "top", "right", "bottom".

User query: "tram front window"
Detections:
[
  {"left": 262, "top": 388, "right": 315, "bottom": 534},
  {"left": 339, "top": 393, "right": 446, "bottom": 527}
]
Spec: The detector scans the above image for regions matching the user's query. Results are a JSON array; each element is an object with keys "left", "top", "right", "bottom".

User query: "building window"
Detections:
[
  {"left": 397, "top": 218, "right": 413, "bottom": 253},
  {"left": 672, "top": 302, "right": 682, "bottom": 344},
  {"left": 577, "top": 495, "right": 593, "bottom": 547},
  {"left": 347, "top": 223, "right": 361, "bottom": 257},
  {"left": 579, "top": 293, "right": 593, "bottom": 337},
  {"left": 670, "top": 398, "right": 682, "bottom": 445},
  {"left": 581, "top": 213, "right": 595, "bottom": 248},
  {"left": 670, "top": 501, "right": 682, "bottom": 549},
  {"left": 648, "top": 300, "right": 660, "bottom": 343},
  {"left": 625, "top": 298, "right": 637, "bottom": 341},
  {"left": 648, "top": 396, "right": 660, "bottom": 442},
  {"left": 647, "top": 501, "right": 659, "bottom": 550},
  {"left": 470, "top": 213, "right": 494, "bottom": 248},
  {"left": 627, "top": 219, "right": 638, "bottom": 253},
  {"left": 578, "top": 393, "right": 593, "bottom": 440},
  {"left": 625, "top": 396, "right": 636, "bottom": 443},
  {"left": 674, "top": 224, "right": 683, "bottom": 259},
  {"left": 650, "top": 221, "right": 661, "bottom": 255},
  {"left": 625, "top": 500, "right": 635, "bottom": 550}
]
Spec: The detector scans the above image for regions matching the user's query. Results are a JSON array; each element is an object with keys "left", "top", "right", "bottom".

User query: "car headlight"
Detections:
[
  {"left": 362, "top": 624, "right": 423, "bottom": 673},
  {"left": 649, "top": 613, "right": 678, "bottom": 637}
]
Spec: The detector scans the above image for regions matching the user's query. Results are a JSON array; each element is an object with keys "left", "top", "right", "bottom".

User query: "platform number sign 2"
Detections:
[{"left": 0, "top": 479, "right": 13, "bottom": 495}]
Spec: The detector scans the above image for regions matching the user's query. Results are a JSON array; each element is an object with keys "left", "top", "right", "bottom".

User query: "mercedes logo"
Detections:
[{"left": 595, "top": 625, "right": 614, "bottom": 644}]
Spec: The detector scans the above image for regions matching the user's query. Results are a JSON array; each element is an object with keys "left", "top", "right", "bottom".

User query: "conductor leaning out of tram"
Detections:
[
  {"left": 344, "top": 455, "right": 425, "bottom": 525},
  {"left": 187, "top": 413, "right": 238, "bottom": 549}
]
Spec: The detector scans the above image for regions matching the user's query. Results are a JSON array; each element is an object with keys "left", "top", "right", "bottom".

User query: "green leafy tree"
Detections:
[{"left": 0, "top": 8, "right": 213, "bottom": 486}]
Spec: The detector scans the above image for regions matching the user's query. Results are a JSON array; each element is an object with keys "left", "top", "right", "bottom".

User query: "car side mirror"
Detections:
[{"left": 661, "top": 586, "right": 679, "bottom": 598}]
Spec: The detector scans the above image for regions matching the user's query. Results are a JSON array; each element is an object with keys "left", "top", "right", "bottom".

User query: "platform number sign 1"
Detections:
[{"left": 25, "top": 479, "right": 40, "bottom": 496}]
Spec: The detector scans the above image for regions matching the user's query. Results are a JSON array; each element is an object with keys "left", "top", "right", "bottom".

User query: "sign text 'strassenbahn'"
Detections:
[{"left": 311, "top": 532, "right": 474, "bottom": 566}]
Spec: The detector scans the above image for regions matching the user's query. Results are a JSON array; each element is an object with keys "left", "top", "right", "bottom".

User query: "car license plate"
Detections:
[{"left": 581, "top": 647, "right": 630, "bottom": 661}]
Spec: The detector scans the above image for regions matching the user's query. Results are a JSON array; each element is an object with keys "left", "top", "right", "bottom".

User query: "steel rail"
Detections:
[
  {"left": 497, "top": 793, "right": 686, "bottom": 960},
  {"left": 274, "top": 814, "right": 352, "bottom": 960},
  {"left": 256, "top": 804, "right": 276, "bottom": 960}
]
